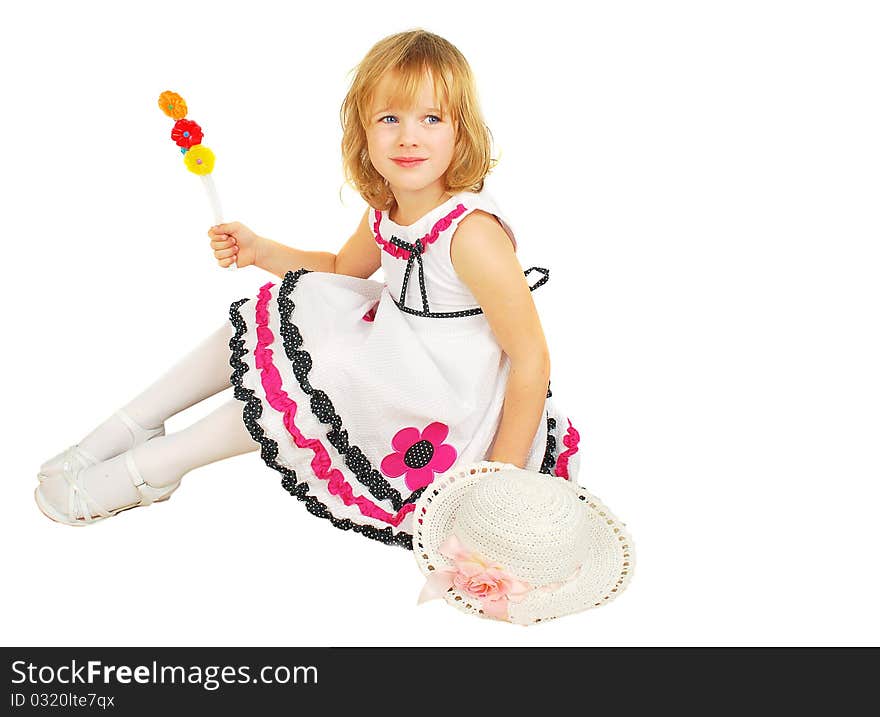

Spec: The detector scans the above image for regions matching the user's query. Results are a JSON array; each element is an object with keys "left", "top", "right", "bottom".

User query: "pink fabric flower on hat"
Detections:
[
  {"left": 380, "top": 422, "right": 457, "bottom": 491},
  {"left": 418, "top": 535, "right": 532, "bottom": 620}
]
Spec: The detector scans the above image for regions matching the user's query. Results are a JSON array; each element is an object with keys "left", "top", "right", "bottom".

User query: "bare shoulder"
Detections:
[
  {"left": 450, "top": 209, "right": 514, "bottom": 270},
  {"left": 452, "top": 208, "right": 508, "bottom": 241},
  {"left": 449, "top": 209, "right": 547, "bottom": 364},
  {"left": 450, "top": 208, "right": 525, "bottom": 308}
]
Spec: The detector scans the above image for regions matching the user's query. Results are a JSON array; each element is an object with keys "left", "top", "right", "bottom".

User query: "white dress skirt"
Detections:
[{"left": 228, "top": 190, "right": 582, "bottom": 550}]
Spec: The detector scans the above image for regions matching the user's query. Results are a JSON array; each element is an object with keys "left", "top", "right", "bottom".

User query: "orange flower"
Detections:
[{"left": 158, "top": 91, "right": 187, "bottom": 120}]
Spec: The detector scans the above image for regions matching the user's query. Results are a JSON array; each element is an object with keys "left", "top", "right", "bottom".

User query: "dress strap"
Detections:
[
  {"left": 379, "top": 190, "right": 549, "bottom": 319},
  {"left": 524, "top": 267, "right": 549, "bottom": 291},
  {"left": 447, "top": 190, "right": 518, "bottom": 252}
]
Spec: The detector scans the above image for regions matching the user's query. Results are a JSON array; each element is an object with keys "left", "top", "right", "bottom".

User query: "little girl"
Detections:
[{"left": 35, "top": 29, "right": 581, "bottom": 550}]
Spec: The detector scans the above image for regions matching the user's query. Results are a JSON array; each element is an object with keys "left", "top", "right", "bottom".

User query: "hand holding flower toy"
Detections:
[{"left": 157, "top": 90, "right": 234, "bottom": 269}]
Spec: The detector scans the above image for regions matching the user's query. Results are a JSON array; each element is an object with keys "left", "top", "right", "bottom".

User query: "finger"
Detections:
[
  {"left": 209, "top": 237, "right": 232, "bottom": 248},
  {"left": 214, "top": 248, "right": 236, "bottom": 259}
]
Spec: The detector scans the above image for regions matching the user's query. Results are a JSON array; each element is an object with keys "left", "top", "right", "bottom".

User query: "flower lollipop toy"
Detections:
[{"left": 157, "top": 90, "right": 234, "bottom": 269}]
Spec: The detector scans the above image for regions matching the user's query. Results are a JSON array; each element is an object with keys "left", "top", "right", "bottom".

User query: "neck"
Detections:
[{"left": 389, "top": 182, "right": 453, "bottom": 225}]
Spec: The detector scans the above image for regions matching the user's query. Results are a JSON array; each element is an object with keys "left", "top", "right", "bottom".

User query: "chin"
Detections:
[
  {"left": 390, "top": 176, "right": 443, "bottom": 193},
  {"left": 396, "top": 181, "right": 433, "bottom": 193}
]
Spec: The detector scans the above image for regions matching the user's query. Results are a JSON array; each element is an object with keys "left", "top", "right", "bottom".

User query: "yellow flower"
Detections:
[
  {"left": 183, "top": 144, "right": 215, "bottom": 175},
  {"left": 158, "top": 91, "right": 187, "bottom": 120}
]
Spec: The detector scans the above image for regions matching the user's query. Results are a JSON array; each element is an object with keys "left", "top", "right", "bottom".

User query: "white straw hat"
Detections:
[{"left": 413, "top": 461, "right": 635, "bottom": 625}]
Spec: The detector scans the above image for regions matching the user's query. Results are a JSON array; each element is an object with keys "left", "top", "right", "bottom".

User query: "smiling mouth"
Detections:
[{"left": 392, "top": 158, "right": 427, "bottom": 167}]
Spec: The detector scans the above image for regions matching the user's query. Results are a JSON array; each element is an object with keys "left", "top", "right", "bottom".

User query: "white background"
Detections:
[{"left": 2, "top": 0, "right": 878, "bottom": 647}]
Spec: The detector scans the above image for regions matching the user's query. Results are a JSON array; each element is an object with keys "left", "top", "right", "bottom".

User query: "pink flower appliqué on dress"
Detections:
[{"left": 380, "top": 422, "right": 457, "bottom": 491}]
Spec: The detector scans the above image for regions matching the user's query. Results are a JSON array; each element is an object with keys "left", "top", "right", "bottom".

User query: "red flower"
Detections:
[
  {"left": 171, "top": 119, "right": 203, "bottom": 149},
  {"left": 380, "top": 422, "right": 457, "bottom": 491}
]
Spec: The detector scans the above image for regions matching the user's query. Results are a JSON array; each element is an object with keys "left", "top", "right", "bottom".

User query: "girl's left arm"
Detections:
[{"left": 450, "top": 211, "right": 551, "bottom": 469}]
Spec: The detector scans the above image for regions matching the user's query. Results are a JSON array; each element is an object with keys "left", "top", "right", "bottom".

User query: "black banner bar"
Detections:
[{"left": 2, "top": 647, "right": 875, "bottom": 713}]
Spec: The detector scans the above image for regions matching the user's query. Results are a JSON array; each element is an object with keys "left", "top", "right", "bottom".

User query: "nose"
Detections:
[{"left": 396, "top": 118, "right": 420, "bottom": 147}]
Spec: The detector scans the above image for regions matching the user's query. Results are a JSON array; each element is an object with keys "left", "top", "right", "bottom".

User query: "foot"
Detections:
[
  {"left": 38, "top": 409, "right": 165, "bottom": 481},
  {"left": 34, "top": 442, "right": 180, "bottom": 526}
]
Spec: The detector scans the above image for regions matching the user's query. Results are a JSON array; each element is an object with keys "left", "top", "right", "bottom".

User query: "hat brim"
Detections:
[{"left": 413, "top": 461, "right": 635, "bottom": 625}]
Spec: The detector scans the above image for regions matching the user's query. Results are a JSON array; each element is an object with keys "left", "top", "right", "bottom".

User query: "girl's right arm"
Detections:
[
  {"left": 207, "top": 208, "right": 380, "bottom": 279},
  {"left": 332, "top": 208, "right": 381, "bottom": 279}
]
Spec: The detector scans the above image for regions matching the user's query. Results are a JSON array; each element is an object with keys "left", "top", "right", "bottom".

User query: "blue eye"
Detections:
[{"left": 378, "top": 114, "right": 441, "bottom": 125}]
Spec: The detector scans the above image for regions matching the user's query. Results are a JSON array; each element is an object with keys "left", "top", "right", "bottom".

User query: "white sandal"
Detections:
[
  {"left": 38, "top": 409, "right": 165, "bottom": 482},
  {"left": 34, "top": 448, "right": 180, "bottom": 526}
]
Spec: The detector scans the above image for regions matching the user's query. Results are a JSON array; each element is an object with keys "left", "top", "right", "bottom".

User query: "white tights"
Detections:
[
  {"left": 117, "top": 319, "right": 258, "bottom": 479},
  {"left": 42, "top": 321, "right": 258, "bottom": 515}
]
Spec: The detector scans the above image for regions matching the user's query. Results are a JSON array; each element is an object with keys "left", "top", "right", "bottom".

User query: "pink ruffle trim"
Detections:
[
  {"left": 373, "top": 204, "right": 467, "bottom": 259},
  {"left": 554, "top": 420, "right": 581, "bottom": 480},
  {"left": 253, "top": 281, "right": 415, "bottom": 527}
]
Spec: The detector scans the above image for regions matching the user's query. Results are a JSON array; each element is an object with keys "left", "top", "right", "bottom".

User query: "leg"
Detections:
[
  {"left": 38, "top": 399, "right": 258, "bottom": 521},
  {"left": 135, "top": 398, "right": 259, "bottom": 485},
  {"left": 122, "top": 321, "right": 237, "bottom": 428},
  {"left": 75, "top": 320, "right": 237, "bottom": 461}
]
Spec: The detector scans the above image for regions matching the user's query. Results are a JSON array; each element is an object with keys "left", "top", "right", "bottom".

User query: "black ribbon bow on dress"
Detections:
[
  {"left": 390, "top": 233, "right": 550, "bottom": 317},
  {"left": 390, "top": 235, "right": 430, "bottom": 313}
]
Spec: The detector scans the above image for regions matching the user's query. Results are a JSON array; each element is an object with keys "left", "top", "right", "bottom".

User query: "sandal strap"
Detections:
[
  {"left": 48, "top": 450, "right": 176, "bottom": 524},
  {"left": 70, "top": 444, "right": 100, "bottom": 467},
  {"left": 114, "top": 409, "right": 164, "bottom": 445},
  {"left": 125, "top": 451, "right": 159, "bottom": 506},
  {"left": 62, "top": 457, "right": 112, "bottom": 522},
  {"left": 125, "top": 450, "right": 146, "bottom": 490}
]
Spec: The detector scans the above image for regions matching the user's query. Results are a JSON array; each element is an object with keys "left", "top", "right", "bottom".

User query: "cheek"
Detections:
[
  {"left": 442, "top": 128, "right": 457, "bottom": 153},
  {"left": 365, "top": 134, "right": 385, "bottom": 161},
  {"left": 366, "top": 126, "right": 385, "bottom": 144},
  {"left": 437, "top": 132, "right": 456, "bottom": 163}
]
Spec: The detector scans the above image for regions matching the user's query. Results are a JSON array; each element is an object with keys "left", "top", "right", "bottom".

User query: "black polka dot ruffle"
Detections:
[
  {"left": 539, "top": 414, "right": 558, "bottom": 475},
  {"left": 277, "top": 269, "right": 423, "bottom": 515},
  {"left": 228, "top": 288, "right": 414, "bottom": 551},
  {"left": 227, "top": 265, "right": 560, "bottom": 548}
]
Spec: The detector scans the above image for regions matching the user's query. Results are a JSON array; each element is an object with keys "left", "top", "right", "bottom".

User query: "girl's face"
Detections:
[{"left": 366, "top": 70, "right": 456, "bottom": 200}]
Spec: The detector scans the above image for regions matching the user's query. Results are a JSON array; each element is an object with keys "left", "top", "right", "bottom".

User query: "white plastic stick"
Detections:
[{"left": 201, "top": 174, "right": 235, "bottom": 269}]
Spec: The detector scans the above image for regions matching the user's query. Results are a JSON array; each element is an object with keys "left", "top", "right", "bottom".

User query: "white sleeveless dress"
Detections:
[{"left": 228, "top": 190, "right": 581, "bottom": 550}]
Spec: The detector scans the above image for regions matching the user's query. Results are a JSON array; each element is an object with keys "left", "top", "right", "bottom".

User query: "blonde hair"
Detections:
[{"left": 340, "top": 29, "right": 495, "bottom": 210}]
